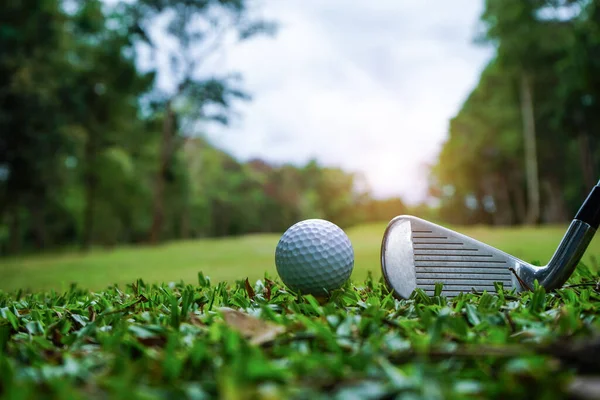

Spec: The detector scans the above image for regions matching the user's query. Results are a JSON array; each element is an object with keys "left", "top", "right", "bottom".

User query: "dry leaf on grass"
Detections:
[
  {"left": 244, "top": 278, "right": 255, "bottom": 300},
  {"left": 188, "top": 313, "right": 206, "bottom": 327},
  {"left": 219, "top": 307, "right": 285, "bottom": 345}
]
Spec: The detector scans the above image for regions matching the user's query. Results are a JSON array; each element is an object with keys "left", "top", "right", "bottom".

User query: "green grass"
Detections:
[
  {"left": 2, "top": 270, "right": 600, "bottom": 398},
  {"left": 1, "top": 222, "right": 599, "bottom": 293},
  {"left": 2, "top": 222, "right": 600, "bottom": 399}
]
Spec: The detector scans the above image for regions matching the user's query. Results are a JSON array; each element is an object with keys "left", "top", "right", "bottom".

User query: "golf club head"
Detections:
[
  {"left": 380, "top": 216, "right": 526, "bottom": 299},
  {"left": 382, "top": 180, "right": 600, "bottom": 299}
]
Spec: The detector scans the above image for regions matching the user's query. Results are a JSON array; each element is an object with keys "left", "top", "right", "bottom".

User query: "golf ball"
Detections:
[{"left": 275, "top": 219, "right": 354, "bottom": 295}]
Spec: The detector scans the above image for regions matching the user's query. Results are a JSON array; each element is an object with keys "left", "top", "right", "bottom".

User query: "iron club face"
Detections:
[
  {"left": 380, "top": 216, "right": 594, "bottom": 299},
  {"left": 381, "top": 180, "right": 600, "bottom": 299}
]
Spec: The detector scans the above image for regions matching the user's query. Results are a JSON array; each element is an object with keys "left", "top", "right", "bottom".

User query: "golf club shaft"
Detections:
[
  {"left": 537, "top": 179, "right": 600, "bottom": 290},
  {"left": 574, "top": 179, "right": 600, "bottom": 230}
]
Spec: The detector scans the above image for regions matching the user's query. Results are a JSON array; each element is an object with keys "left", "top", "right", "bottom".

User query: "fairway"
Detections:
[{"left": 1, "top": 222, "right": 599, "bottom": 294}]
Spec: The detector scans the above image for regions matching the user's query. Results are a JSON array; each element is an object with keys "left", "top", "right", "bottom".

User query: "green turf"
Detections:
[
  {"left": 1, "top": 222, "right": 599, "bottom": 293},
  {"left": 2, "top": 270, "right": 600, "bottom": 398},
  {"left": 2, "top": 223, "right": 600, "bottom": 399}
]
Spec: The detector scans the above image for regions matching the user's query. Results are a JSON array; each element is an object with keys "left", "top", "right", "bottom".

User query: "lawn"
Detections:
[
  {"left": 2, "top": 222, "right": 600, "bottom": 399},
  {"left": 1, "top": 222, "right": 599, "bottom": 293}
]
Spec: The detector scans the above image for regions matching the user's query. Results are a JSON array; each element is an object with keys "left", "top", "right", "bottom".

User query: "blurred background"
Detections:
[{"left": 1, "top": 0, "right": 599, "bottom": 257}]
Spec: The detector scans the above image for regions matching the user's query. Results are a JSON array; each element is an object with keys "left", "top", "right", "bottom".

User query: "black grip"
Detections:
[{"left": 575, "top": 185, "right": 600, "bottom": 229}]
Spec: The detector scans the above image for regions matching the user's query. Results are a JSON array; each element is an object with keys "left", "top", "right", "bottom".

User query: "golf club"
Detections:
[{"left": 381, "top": 179, "right": 600, "bottom": 299}]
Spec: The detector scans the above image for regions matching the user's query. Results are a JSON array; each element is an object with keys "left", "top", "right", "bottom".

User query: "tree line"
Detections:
[
  {"left": 5, "top": 0, "right": 594, "bottom": 256},
  {"left": 430, "top": 0, "right": 600, "bottom": 225},
  {"left": 0, "top": 0, "right": 408, "bottom": 256}
]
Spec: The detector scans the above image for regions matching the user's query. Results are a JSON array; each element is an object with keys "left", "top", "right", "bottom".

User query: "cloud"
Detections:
[{"left": 198, "top": 0, "right": 495, "bottom": 204}]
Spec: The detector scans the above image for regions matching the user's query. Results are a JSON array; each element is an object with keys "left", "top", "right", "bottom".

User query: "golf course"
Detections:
[
  {"left": 2, "top": 222, "right": 599, "bottom": 293},
  {"left": 3, "top": 221, "right": 600, "bottom": 399},
  {"left": 4, "top": 0, "right": 600, "bottom": 398}
]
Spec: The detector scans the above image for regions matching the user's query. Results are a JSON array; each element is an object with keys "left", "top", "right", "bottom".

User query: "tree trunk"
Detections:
[
  {"left": 509, "top": 167, "right": 526, "bottom": 224},
  {"left": 82, "top": 173, "right": 97, "bottom": 252},
  {"left": 8, "top": 207, "right": 21, "bottom": 255},
  {"left": 541, "top": 178, "right": 568, "bottom": 223},
  {"left": 577, "top": 129, "right": 596, "bottom": 191},
  {"left": 520, "top": 71, "right": 540, "bottom": 225},
  {"left": 81, "top": 136, "right": 98, "bottom": 252},
  {"left": 149, "top": 100, "right": 175, "bottom": 244},
  {"left": 491, "top": 172, "right": 514, "bottom": 226},
  {"left": 31, "top": 200, "right": 48, "bottom": 249}
]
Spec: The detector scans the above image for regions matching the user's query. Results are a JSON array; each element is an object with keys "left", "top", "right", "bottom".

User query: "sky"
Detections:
[{"left": 147, "top": 0, "right": 496, "bottom": 205}]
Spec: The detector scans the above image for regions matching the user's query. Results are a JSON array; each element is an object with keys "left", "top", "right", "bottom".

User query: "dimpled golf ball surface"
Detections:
[{"left": 275, "top": 219, "right": 354, "bottom": 295}]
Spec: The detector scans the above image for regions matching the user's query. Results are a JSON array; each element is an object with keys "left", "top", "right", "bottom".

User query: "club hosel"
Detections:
[
  {"left": 525, "top": 220, "right": 596, "bottom": 291},
  {"left": 527, "top": 182, "right": 600, "bottom": 291},
  {"left": 574, "top": 183, "right": 600, "bottom": 230}
]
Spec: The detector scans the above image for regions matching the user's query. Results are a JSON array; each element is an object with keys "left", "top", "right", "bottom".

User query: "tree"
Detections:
[
  {"left": 481, "top": 0, "right": 598, "bottom": 222},
  {"left": 431, "top": 59, "right": 524, "bottom": 225},
  {"left": 1, "top": 0, "right": 389, "bottom": 255},
  {"left": 478, "top": 0, "right": 549, "bottom": 224},
  {"left": 0, "top": 0, "right": 72, "bottom": 253},
  {"left": 126, "top": 0, "right": 277, "bottom": 244},
  {"left": 551, "top": 0, "right": 600, "bottom": 195},
  {"left": 60, "top": 0, "right": 154, "bottom": 250},
  {"left": 431, "top": 0, "right": 597, "bottom": 225}
]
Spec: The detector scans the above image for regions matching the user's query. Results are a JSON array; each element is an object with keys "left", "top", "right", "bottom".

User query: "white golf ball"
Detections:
[{"left": 275, "top": 219, "right": 354, "bottom": 295}]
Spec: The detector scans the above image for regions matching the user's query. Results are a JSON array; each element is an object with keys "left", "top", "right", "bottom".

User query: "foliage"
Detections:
[
  {"left": 125, "top": 0, "right": 278, "bottom": 244},
  {"left": 5, "top": 0, "right": 599, "bottom": 256},
  {"left": 0, "top": 0, "right": 74, "bottom": 253},
  {"left": 1, "top": 264, "right": 600, "bottom": 399},
  {"left": 0, "top": 0, "right": 405, "bottom": 256},
  {"left": 430, "top": 0, "right": 600, "bottom": 225}
]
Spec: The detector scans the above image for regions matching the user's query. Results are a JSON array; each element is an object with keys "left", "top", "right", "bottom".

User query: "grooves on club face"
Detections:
[{"left": 381, "top": 216, "right": 520, "bottom": 299}]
